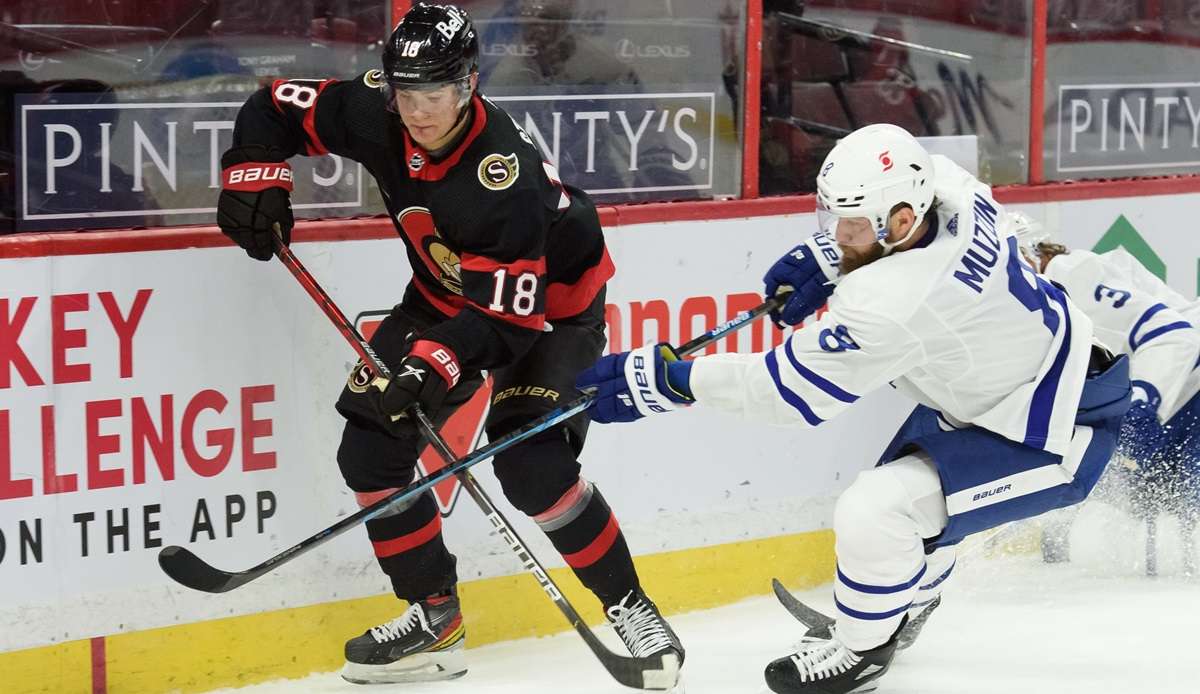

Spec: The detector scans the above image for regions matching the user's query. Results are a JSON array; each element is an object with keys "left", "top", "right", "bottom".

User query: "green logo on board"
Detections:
[{"left": 1091, "top": 214, "right": 1166, "bottom": 281}]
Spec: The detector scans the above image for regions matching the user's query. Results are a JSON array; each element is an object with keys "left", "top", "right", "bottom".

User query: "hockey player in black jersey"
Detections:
[{"left": 216, "top": 3, "right": 682, "bottom": 686}]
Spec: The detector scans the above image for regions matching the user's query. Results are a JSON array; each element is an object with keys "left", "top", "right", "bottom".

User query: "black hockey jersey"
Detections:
[{"left": 230, "top": 70, "right": 614, "bottom": 371}]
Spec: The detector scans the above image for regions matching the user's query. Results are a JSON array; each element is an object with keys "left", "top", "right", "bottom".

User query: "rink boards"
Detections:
[{"left": 1, "top": 191, "right": 1197, "bottom": 693}]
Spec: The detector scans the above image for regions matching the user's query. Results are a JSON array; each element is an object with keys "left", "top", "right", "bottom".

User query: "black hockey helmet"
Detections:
[{"left": 382, "top": 3, "right": 479, "bottom": 88}]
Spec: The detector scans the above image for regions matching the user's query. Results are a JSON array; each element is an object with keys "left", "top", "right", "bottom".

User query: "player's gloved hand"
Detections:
[
  {"left": 763, "top": 232, "right": 840, "bottom": 328},
  {"left": 379, "top": 340, "right": 463, "bottom": 420},
  {"left": 1118, "top": 400, "right": 1168, "bottom": 468},
  {"left": 217, "top": 144, "right": 295, "bottom": 261},
  {"left": 575, "top": 343, "right": 693, "bottom": 424}
]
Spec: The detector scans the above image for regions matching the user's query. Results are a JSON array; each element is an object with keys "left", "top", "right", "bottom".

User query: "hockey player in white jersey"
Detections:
[
  {"left": 575, "top": 124, "right": 1132, "bottom": 694},
  {"left": 1013, "top": 213, "right": 1200, "bottom": 569}
]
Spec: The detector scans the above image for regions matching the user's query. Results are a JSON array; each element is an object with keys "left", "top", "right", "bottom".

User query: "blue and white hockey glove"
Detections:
[
  {"left": 575, "top": 343, "right": 694, "bottom": 424},
  {"left": 763, "top": 233, "right": 840, "bottom": 328}
]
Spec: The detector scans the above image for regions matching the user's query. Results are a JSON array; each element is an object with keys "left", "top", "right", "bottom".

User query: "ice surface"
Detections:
[{"left": 206, "top": 508, "right": 1200, "bottom": 694}]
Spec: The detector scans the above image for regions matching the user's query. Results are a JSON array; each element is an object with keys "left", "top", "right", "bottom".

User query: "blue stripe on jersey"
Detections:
[
  {"left": 1128, "top": 303, "right": 1169, "bottom": 352},
  {"left": 834, "top": 597, "right": 912, "bottom": 621},
  {"left": 765, "top": 349, "right": 823, "bottom": 425},
  {"left": 1024, "top": 285, "right": 1072, "bottom": 448},
  {"left": 1133, "top": 321, "right": 1192, "bottom": 351},
  {"left": 784, "top": 339, "right": 859, "bottom": 404},
  {"left": 837, "top": 564, "right": 926, "bottom": 594}
]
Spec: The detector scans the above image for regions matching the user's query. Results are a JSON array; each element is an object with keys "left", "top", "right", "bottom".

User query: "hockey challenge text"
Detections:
[{"left": 0, "top": 289, "right": 280, "bottom": 567}]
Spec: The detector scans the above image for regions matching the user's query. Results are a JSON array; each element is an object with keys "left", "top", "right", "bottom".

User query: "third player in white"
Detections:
[{"left": 1013, "top": 213, "right": 1200, "bottom": 569}]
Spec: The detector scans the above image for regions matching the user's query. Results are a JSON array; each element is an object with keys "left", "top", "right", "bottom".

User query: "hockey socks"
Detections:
[
  {"left": 357, "top": 488, "right": 458, "bottom": 601},
  {"left": 533, "top": 481, "right": 640, "bottom": 606}
]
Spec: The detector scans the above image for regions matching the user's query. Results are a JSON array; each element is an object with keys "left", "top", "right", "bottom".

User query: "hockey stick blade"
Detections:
[
  {"left": 158, "top": 545, "right": 257, "bottom": 593},
  {"left": 771, "top": 578, "right": 834, "bottom": 636},
  {"left": 578, "top": 626, "right": 680, "bottom": 690}
]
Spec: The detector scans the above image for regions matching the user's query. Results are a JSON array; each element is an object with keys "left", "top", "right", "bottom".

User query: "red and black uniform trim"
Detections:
[
  {"left": 231, "top": 78, "right": 613, "bottom": 373},
  {"left": 402, "top": 96, "right": 489, "bottom": 182},
  {"left": 235, "top": 72, "right": 631, "bottom": 606}
]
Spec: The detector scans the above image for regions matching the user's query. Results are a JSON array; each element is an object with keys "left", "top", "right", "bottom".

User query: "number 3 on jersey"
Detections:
[{"left": 489, "top": 269, "right": 538, "bottom": 316}]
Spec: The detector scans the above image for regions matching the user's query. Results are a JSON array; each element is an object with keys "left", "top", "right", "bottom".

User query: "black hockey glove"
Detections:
[
  {"left": 379, "top": 340, "right": 463, "bottom": 421},
  {"left": 217, "top": 145, "right": 295, "bottom": 261}
]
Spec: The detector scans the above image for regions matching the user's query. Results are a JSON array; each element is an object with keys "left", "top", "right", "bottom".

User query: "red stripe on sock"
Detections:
[
  {"left": 90, "top": 636, "right": 106, "bottom": 694},
  {"left": 562, "top": 513, "right": 621, "bottom": 569},
  {"left": 372, "top": 515, "right": 443, "bottom": 558}
]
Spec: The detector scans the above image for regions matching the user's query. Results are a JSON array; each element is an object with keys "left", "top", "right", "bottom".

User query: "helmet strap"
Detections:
[{"left": 877, "top": 213, "right": 926, "bottom": 255}]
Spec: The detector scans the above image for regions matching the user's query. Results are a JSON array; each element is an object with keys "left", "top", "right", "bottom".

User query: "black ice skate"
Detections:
[
  {"left": 606, "top": 590, "right": 685, "bottom": 690},
  {"left": 895, "top": 596, "right": 940, "bottom": 651},
  {"left": 763, "top": 624, "right": 899, "bottom": 694},
  {"left": 341, "top": 593, "right": 467, "bottom": 684}
]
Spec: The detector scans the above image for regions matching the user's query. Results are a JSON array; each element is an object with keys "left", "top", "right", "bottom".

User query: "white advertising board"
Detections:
[
  {"left": 2, "top": 189, "right": 1197, "bottom": 652},
  {"left": 0, "top": 220, "right": 905, "bottom": 652}
]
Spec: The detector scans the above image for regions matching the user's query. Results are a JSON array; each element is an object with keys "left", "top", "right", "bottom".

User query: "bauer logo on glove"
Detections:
[{"left": 576, "top": 343, "right": 694, "bottom": 424}]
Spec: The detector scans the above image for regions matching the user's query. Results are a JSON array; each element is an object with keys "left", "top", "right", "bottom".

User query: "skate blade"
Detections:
[{"left": 340, "top": 648, "right": 467, "bottom": 685}]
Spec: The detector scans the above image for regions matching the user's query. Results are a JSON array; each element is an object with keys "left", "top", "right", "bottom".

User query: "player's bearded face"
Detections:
[
  {"left": 838, "top": 238, "right": 885, "bottom": 274},
  {"left": 393, "top": 83, "right": 464, "bottom": 148},
  {"left": 827, "top": 214, "right": 884, "bottom": 274}
]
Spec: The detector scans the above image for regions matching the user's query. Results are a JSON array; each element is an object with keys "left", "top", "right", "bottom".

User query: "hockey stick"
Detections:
[
  {"left": 770, "top": 520, "right": 1024, "bottom": 639},
  {"left": 159, "top": 236, "right": 782, "bottom": 594},
  {"left": 402, "top": 299, "right": 784, "bottom": 689},
  {"left": 266, "top": 237, "right": 699, "bottom": 689},
  {"left": 771, "top": 578, "right": 834, "bottom": 636}
]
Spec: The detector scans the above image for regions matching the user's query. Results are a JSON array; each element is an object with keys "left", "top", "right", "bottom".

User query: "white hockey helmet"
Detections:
[
  {"left": 1007, "top": 211, "right": 1063, "bottom": 267},
  {"left": 1007, "top": 211, "right": 1050, "bottom": 248},
  {"left": 815, "top": 123, "right": 934, "bottom": 251}
]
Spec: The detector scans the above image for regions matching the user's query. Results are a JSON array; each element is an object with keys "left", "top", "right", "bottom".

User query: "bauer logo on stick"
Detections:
[{"left": 478, "top": 153, "right": 519, "bottom": 190}]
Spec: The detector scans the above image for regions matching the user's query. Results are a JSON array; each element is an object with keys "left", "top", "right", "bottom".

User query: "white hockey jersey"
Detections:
[
  {"left": 691, "top": 156, "right": 1095, "bottom": 456},
  {"left": 1043, "top": 247, "right": 1200, "bottom": 422}
]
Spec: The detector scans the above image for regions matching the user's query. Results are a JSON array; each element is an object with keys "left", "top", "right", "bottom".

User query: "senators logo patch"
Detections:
[
  {"left": 347, "top": 360, "right": 375, "bottom": 393},
  {"left": 398, "top": 207, "right": 463, "bottom": 295},
  {"left": 478, "top": 153, "right": 519, "bottom": 191},
  {"left": 363, "top": 69, "right": 385, "bottom": 89},
  {"left": 409, "top": 152, "right": 426, "bottom": 172},
  {"left": 425, "top": 238, "right": 463, "bottom": 294}
]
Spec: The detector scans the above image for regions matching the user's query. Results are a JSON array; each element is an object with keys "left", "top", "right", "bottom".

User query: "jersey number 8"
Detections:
[{"left": 274, "top": 82, "right": 319, "bottom": 109}]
